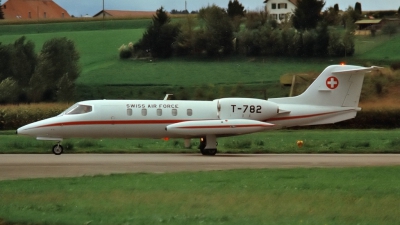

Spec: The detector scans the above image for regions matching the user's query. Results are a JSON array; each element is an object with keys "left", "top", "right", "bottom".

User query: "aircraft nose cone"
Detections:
[
  {"left": 16, "top": 127, "right": 23, "bottom": 135},
  {"left": 16, "top": 126, "right": 30, "bottom": 136}
]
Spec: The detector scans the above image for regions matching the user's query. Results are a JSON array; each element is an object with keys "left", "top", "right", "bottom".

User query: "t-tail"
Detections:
[{"left": 268, "top": 65, "right": 381, "bottom": 127}]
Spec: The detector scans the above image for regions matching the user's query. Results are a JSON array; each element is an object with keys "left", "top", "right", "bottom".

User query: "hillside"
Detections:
[
  {"left": 355, "top": 34, "right": 400, "bottom": 62},
  {"left": 0, "top": 20, "right": 399, "bottom": 101}
]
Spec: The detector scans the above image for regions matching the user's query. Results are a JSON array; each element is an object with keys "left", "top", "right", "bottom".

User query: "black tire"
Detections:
[
  {"left": 52, "top": 144, "right": 63, "bottom": 155},
  {"left": 200, "top": 148, "right": 217, "bottom": 156},
  {"left": 207, "top": 149, "right": 217, "bottom": 156},
  {"left": 199, "top": 137, "right": 217, "bottom": 156}
]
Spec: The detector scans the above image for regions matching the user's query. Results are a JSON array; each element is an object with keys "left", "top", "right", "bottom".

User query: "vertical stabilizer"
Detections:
[{"left": 270, "top": 65, "right": 380, "bottom": 107}]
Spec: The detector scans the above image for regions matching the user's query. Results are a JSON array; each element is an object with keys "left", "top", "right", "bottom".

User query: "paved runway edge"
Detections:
[{"left": 1, "top": 154, "right": 400, "bottom": 180}]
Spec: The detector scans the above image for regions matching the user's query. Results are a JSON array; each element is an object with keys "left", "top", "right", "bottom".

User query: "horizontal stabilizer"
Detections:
[
  {"left": 332, "top": 66, "right": 382, "bottom": 75},
  {"left": 166, "top": 119, "right": 275, "bottom": 136}
]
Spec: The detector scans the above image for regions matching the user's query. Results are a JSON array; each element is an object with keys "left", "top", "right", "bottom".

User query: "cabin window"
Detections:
[
  {"left": 141, "top": 109, "right": 147, "bottom": 116},
  {"left": 61, "top": 104, "right": 77, "bottom": 115},
  {"left": 127, "top": 108, "right": 132, "bottom": 116},
  {"left": 66, "top": 105, "right": 92, "bottom": 115},
  {"left": 172, "top": 109, "right": 177, "bottom": 116},
  {"left": 43, "top": 12, "right": 46, "bottom": 18},
  {"left": 187, "top": 109, "right": 192, "bottom": 116},
  {"left": 271, "top": 3, "right": 276, "bottom": 9},
  {"left": 3, "top": 5, "right": 6, "bottom": 9},
  {"left": 29, "top": 12, "right": 31, "bottom": 18},
  {"left": 157, "top": 109, "right": 162, "bottom": 116},
  {"left": 62, "top": 13, "right": 64, "bottom": 18}
]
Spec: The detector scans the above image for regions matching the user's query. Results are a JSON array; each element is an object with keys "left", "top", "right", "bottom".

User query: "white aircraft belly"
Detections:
[{"left": 59, "top": 121, "right": 181, "bottom": 139}]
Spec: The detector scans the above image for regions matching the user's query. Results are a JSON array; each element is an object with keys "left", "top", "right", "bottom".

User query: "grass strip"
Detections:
[
  {"left": 1, "top": 129, "right": 400, "bottom": 154},
  {"left": 0, "top": 166, "right": 399, "bottom": 224}
]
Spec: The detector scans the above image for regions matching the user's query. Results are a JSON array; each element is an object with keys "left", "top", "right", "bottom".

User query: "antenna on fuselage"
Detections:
[{"left": 163, "top": 94, "right": 173, "bottom": 100}]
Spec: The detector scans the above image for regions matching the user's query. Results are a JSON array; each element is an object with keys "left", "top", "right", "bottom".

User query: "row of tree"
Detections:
[
  {"left": 122, "top": 0, "right": 356, "bottom": 59},
  {"left": 238, "top": 20, "right": 355, "bottom": 57},
  {"left": 170, "top": 9, "right": 199, "bottom": 15},
  {"left": 0, "top": 37, "right": 80, "bottom": 103}
]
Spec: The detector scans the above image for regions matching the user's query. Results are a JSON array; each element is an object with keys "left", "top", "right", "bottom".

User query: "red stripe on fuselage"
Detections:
[
  {"left": 177, "top": 124, "right": 274, "bottom": 129},
  {"left": 35, "top": 120, "right": 189, "bottom": 129}
]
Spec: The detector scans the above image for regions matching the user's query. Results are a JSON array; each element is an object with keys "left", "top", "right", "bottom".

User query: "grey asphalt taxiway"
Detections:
[{"left": 1, "top": 154, "right": 400, "bottom": 180}]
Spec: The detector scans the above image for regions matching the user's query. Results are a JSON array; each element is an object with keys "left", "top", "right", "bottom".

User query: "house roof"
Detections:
[
  {"left": 2, "top": 0, "right": 70, "bottom": 19},
  {"left": 93, "top": 10, "right": 155, "bottom": 18},
  {"left": 355, "top": 19, "right": 382, "bottom": 24},
  {"left": 263, "top": 0, "right": 298, "bottom": 6}
]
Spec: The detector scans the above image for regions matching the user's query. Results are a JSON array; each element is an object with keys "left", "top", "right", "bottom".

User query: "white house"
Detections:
[{"left": 263, "top": 0, "right": 297, "bottom": 23}]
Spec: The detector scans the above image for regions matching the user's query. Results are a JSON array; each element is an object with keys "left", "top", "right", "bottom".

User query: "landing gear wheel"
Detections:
[
  {"left": 52, "top": 144, "right": 63, "bottom": 155},
  {"left": 200, "top": 148, "right": 217, "bottom": 156},
  {"left": 205, "top": 149, "right": 217, "bottom": 156},
  {"left": 199, "top": 137, "right": 217, "bottom": 156}
]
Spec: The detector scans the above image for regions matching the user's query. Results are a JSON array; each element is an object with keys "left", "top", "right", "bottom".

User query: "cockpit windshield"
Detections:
[{"left": 62, "top": 104, "right": 93, "bottom": 115}]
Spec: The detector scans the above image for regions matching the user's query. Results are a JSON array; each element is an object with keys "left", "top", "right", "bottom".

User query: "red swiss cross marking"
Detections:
[{"left": 326, "top": 76, "right": 339, "bottom": 89}]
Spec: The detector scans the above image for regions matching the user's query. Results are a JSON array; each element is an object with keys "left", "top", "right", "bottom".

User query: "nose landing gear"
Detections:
[{"left": 52, "top": 143, "right": 64, "bottom": 155}]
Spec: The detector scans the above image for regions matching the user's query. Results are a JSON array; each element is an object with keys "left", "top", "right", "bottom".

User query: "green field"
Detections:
[
  {"left": 1, "top": 166, "right": 399, "bottom": 224},
  {"left": 0, "top": 19, "right": 151, "bottom": 35},
  {"left": 354, "top": 34, "right": 400, "bottom": 61},
  {"left": 1, "top": 20, "right": 399, "bottom": 100},
  {"left": 2, "top": 129, "right": 400, "bottom": 154}
]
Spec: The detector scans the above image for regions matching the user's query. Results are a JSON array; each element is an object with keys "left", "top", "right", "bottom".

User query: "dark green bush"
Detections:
[
  {"left": 119, "top": 45, "right": 133, "bottom": 59},
  {"left": 134, "top": 7, "right": 180, "bottom": 58}
]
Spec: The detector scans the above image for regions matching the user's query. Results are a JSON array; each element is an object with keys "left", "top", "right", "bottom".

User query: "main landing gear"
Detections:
[
  {"left": 52, "top": 142, "right": 64, "bottom": 155},
  {"left": 199, "top": 135, "right": 218, "bottom": 156}
]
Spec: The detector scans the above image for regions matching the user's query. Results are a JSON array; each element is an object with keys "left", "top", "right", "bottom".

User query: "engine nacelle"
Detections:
[{"left": 215, "top": 98, "right": 279, "bottom": 121}]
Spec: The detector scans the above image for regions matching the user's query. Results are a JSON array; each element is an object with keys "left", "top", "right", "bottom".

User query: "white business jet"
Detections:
[{"left": 17, "top": 65, "right": 379, "bottom": 155}]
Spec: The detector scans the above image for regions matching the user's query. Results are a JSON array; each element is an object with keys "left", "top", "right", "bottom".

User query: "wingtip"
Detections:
[{"left": 370, "top": 66, "right": 384, "bottom": 70}]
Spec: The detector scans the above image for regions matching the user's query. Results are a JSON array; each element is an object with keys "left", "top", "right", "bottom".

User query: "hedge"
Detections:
[{"left": 0, "top": 104, "right": 69, "bottom": 130}]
